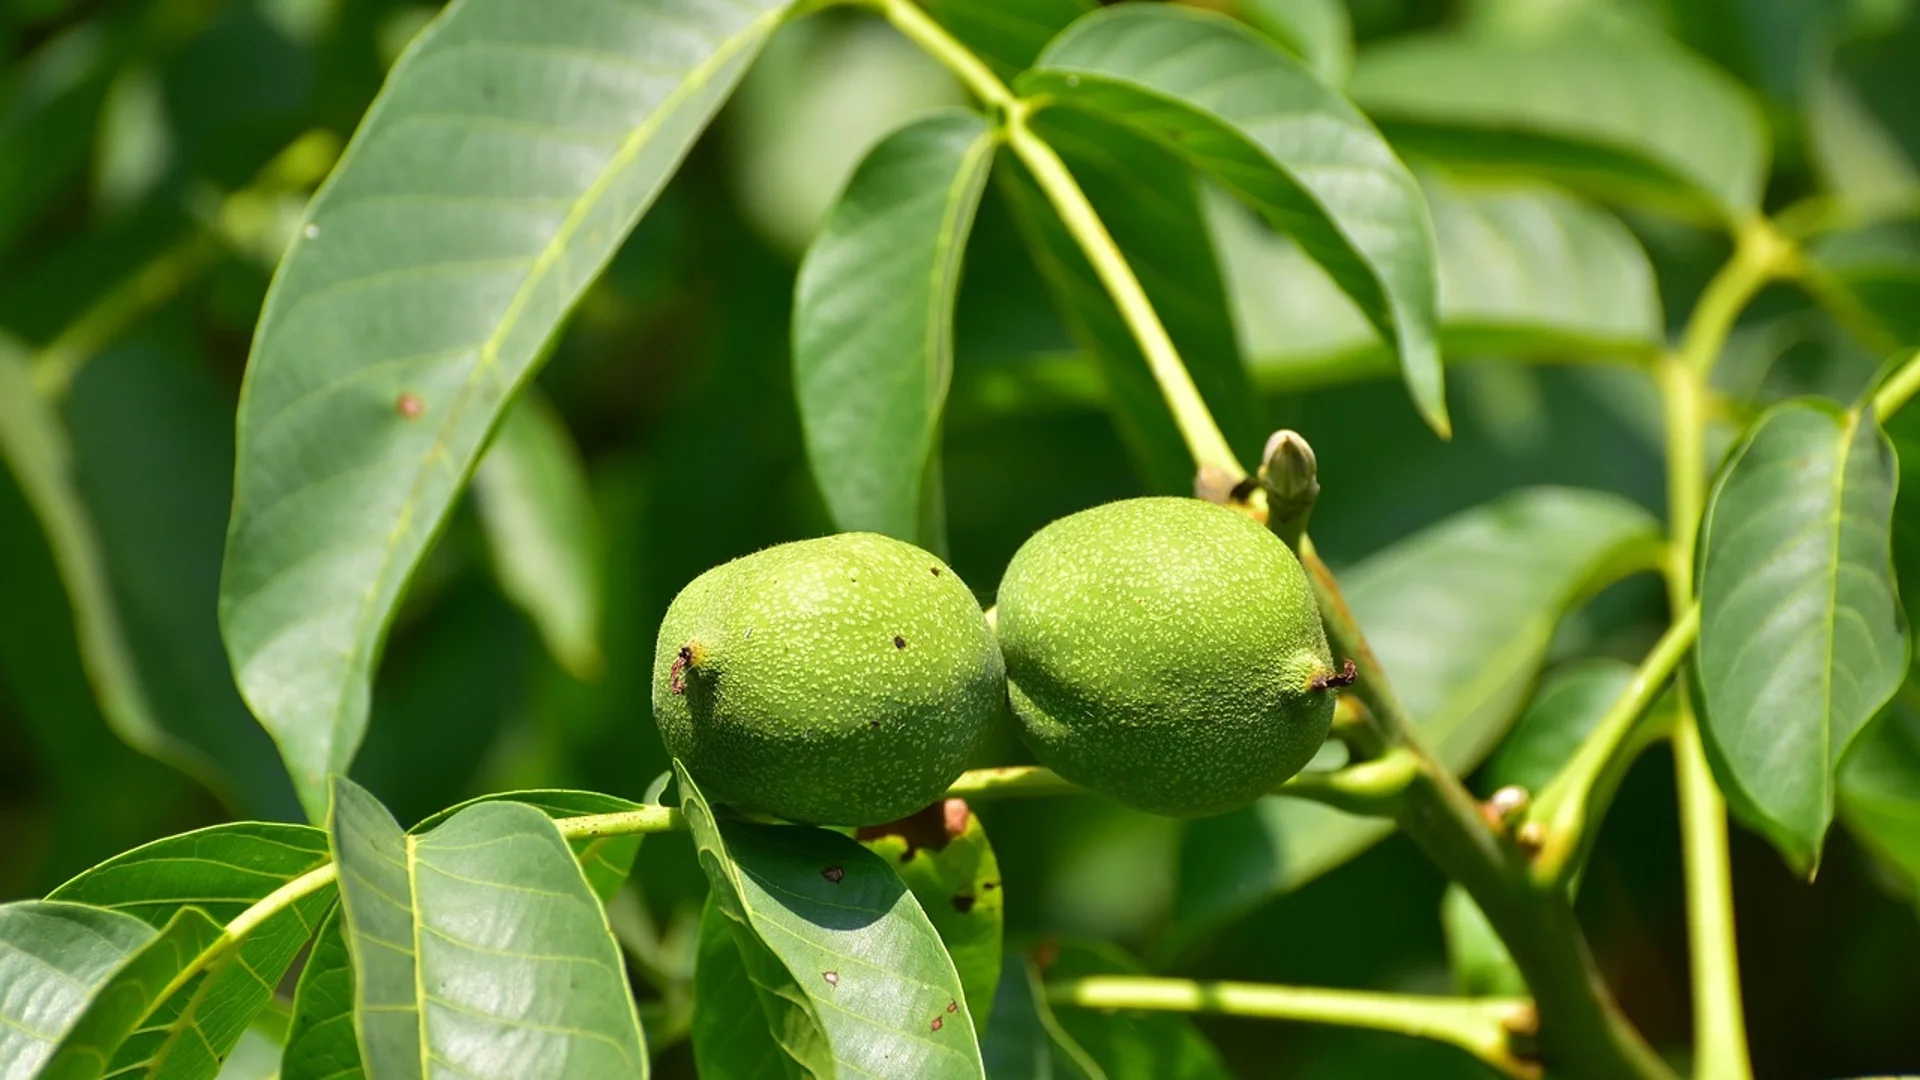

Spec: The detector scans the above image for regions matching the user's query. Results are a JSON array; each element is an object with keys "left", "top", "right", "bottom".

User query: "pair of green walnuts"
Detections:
[{"left": 651, "top": 496, "right": 1345, "bottom": 825}]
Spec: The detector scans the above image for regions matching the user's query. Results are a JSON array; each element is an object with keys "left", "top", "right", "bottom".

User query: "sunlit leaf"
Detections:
[
  {"left": 220, "top": 0, "right": 803, "bottom": 819},
  {"left": 39, "top": 907, "right": 224, "bottom": 1080},
  {"left": 1349, "top": 25, "right": 1768, "bottom": 223},
  {"left": 1215, "top": 176, "right": 1662, "bottom": 389},
  {"left": 473, "top": 390, "right": 606, "bottom": 680},
  {"left": 0, "top": 901, "right": 156, "bottom": 1080},
  {"left": 327, "top": 776, "right": 649, "bottom": 1079},
  {"left": 1230, "top": 0, "right": 1351, "bottom": 86},
  {"left": 1022, "top": 4, "right": 1446, "bottom": 434},
  {"left": 794, "top": 109, "right": 997, "bottom": 551},
  {"left": 47, "top": 823, "right": 335, "bottom": 1079},
  {"left": 675, "top": 762, "right": 986, "bottom": 1079},
  {"left": 1175, "top": 488, "right": 1662, "bottom": 944},
  {"left": 1697, "top": 400, "right": 1908, "bottom": 875}
]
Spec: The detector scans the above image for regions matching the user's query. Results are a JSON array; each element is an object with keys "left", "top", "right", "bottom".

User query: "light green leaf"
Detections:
[
  {"left": 794, "top": 109, "right": 998, "bottom": 551},
  {"left": 1021, "top": 4, "right": 1446, "bottom": 435},
  {"left": 410, "top": 788, "right": 650, "bottom": 904},
  {"left": 859, "top": 802, "right": 1005, "bottom": 1034},
  {"left": 0, "top": 902, "right": 157, "bottom": 1080},
  {"left": 39, "top": 907, "right": 224, "bottom": 1080},
  {"left": 1348, "top": 26, "right": 1768, "bottom": 223},
  {"left": 675, "top": 762, "right": 987, "bottom": 1079},
  {"left": 1215, "top": 176, "right": 1662, "bottom": 389},
  {"left": 1174, "top": 488, "right": 1662, "bottom": 944},
  {"left": 1230, "top": 0, "right": 1351, "bottom": 86},
  {"left": 47, "top": 823, "right": 334, "bottom": 1080},
  {"left": 1440, "top": 886, "right": 1524, "bottom": 998},
  {"left": 1808, "top": 72, "right": 1919, "bottom": 219},
  {"left": 998, "top": 109, "right": 1265, "bottom": 492},
  {"left": 1697, "top": 400, "right": 1908, "bottom": 875},
  {"left": 473, "top": 391, "right": 606, "bottom": 680},
  {"left": 0, "top": 339, "right": 190, "bottom": 791},
  {"left": 1840, "top": 692, "right": 1920, "bottom": 917},
  {"left": 220, "top": 0, "right": 800, "bottom": 820},
  {"left": 689, "top": 896, "right": 788, "bottom": 1080},
  {"left": 327, "top": 776, "right": 649, "bottom": 1079}
]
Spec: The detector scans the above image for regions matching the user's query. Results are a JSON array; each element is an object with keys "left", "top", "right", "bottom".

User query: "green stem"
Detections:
[
  {"left": 554, "top": 804, "right": 685, "bottom": 839},
  {"left": 1657, "top": 219, "right": 1772, "bottom": 1080},
  {"left": 943, "top": 764, "right": 1084, "bottom": 799},
  {"left": 1529, "top": 604, "right": 1700, "bottom": 886},
  {"left": 1276, "top": 746, "right": 1420, "bottom": 817},
  {"left": 1679, "top": 219, "right": 1795, "bottom": 379},
  {"left": 1002, "top": 108, "right": 1241, "bottom": 480},
  {"left": 1046, "top": 976, "right": 1539, "bottom": 1079},
  {"left": 1871, "top": 348, "right": 1920, "bottom": 420},
  {"left": 872, "top": 0, "right": 1011, "bottom": 109},
  {"left": 1296, "top": 535, "right": 1672, "bottom": 1080}
]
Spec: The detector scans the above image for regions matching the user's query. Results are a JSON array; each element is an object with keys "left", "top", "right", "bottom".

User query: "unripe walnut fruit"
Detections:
[
  {"left": 995, "top": 497, "right": 1338, "bottom": 817},
  {"left": 651, "top": 533, "right": 1003, "bottom": 826}
]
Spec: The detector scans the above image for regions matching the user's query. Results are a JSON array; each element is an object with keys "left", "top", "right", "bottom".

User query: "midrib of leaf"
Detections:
[
  {"left": 405, "top": 834, "right": 428, "bottom": 1080},
  {"left": 1821, "top": 410, "right": 1860, "bottom": 795},
  {"left": 314, "top": 1, "right": 790, "bottom": 753},
  {"left": 914, "top": 128, "right": 997, "bottom": 523}
]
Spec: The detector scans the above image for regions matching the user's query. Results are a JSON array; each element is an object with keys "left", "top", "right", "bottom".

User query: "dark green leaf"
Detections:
[
  {"left": 1348, "top": 26, "right": 1768, "bottom": 223},
  {"left": 1840, "top": 693, "right": 1920, "bottom": 916},
  {"left": 473, "top": 390, "right": 607, "bottom": 681},
  {"left": 0, "top": 901, "right": 156, "bottom": 1080},
  {"left": 860, "top": 803, "right": 1006, "bottom": 1034},
  {"left": 47, "top": 823, "right": 334, "bottom": 1080},
  {"left": 1808, "top": 221, "right": 1920, "bottom": 349},
  {"left": 220, "top": 0, "right": 801, "bottom": 820},
  {"left": 980, "top": 956, "right": 1056, "bottom": 1080},
  {"left": 280, "top": 908, "right": 359, "bottom": 1080},
  {"left": 1441, "top": 886, "right": 1525, "bottom": 998},
  {"left": 39, "top": 907, "right": 224, "bottom": 1080},
  {"left": 1479, "top": 658, "right": 1639, "bottom": 797},
  {"left": 794, "top": 109, "right": 997, "bottom": 551},
  {"left": 1022, "top": 4, "right": 1446, "bottom": 434},
  {"left": 0, "top": 339, "right": 190, "bottom": 792},
  {"left": 1230, "top": 0, "right": 1351, "bottom": 86},
  {"left": 1216, "top": 176, "right": 1662, "bottom": 390},
  {"left": 998, "top": 110, "right": 1264, "bottom": 492},
  {"left": 327, "top": 776, "right": 649, "bottom": 1079},
  {"left": 690, "top": 896, "right": 788, "bottom": 1080},
  {"left": 675, "top": 762, "right": 987, "bottom": 1079},
  {"left": 0, "top": 23, "right": 116, "bottom": 262},
  {"left": 1698, "top": 400, "right": 1908, "bottom": 874},
  {"left": 1175, "top": 488, "right": 1662, "bottom": 943},
  {"left": 1041, "top": 943, "right": 1232, "bottom": 1080}
]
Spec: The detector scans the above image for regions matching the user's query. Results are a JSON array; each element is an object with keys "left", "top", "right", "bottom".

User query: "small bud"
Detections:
[
  {"left": 1515, "top": 821, "right": 1546, "bottom": 853},
  {"left": 1486, "top": 785, "right": 1530, "bottom": 825},
  {"left": 1259, "top": 430, "right": 1319, "bottom": 503}
]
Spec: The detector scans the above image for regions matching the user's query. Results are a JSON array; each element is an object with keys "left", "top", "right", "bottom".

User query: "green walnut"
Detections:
[
  {"left": 996, "top": 497, "right": 1339, "bottom": 817},
  {"left": 651, "top": 532, "right": 1004, "bottom": 826}
]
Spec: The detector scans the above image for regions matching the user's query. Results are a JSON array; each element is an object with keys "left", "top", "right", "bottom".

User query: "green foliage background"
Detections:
[{"left": 2, "top": 0, "right": 1919, "bottom": 1076}]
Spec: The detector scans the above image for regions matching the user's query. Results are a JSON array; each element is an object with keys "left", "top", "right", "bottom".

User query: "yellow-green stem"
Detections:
[
  {"left": 1657, "top": 216, "right": 1782, "bottom": 1080},
  {"left": 872, "top": 0, "right": 1011, "bottom": 109},
  {"left": 1871, "top": 348, "right": 1920, "bottom": 420},
  {"left": 1046, "top": 976, "right": 1539, "bottom": 1079},
  {"left": 1529, "top": 604, "right": 1699, "bottom": 886}
]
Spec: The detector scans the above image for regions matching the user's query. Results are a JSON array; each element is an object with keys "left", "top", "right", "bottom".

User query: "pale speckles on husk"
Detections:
[
  {"left": 651, "top": 533, "right": 1004, "bottom": 826},
  {"left": 997, "top": 497, "right": 1335, "bottom": 817}
]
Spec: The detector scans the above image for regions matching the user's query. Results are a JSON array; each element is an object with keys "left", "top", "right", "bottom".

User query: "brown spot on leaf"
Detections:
[
  {"left": 946, "top": 1000, "right": 958, "bottom": 1013},
  {"left": 981, "top": 880, "right": 999, "bottom": 891},
  {"left": 930, "top": 1017, "right": 944, "bottom": 1032},
  {"left": 821, "top": 865, "right": 844, "bottom": 884},
  {"left": 951, "top": 893, "right": 975, "bottom": 914},
  {"left": 396, "top": 393, "right": 424, "bottom": 419},
  {"left": 822, "top": 971, "right": 839, "bottom": 987}
]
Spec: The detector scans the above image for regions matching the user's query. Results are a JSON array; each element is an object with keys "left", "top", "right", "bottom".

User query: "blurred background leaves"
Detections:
[{"left": 3, "top": 0, "right": 1920, "bottom": 1076}]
